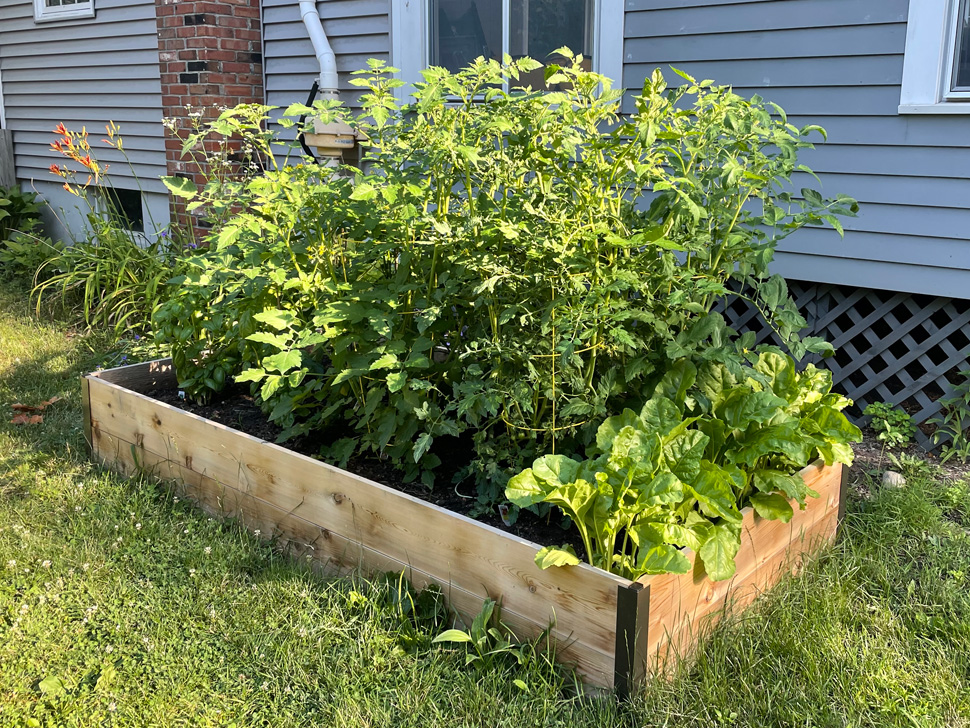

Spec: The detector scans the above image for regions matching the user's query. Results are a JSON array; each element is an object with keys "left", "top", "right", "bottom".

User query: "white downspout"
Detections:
[{"left": 299, "top": 0, "right": 339, "bottom": 98}]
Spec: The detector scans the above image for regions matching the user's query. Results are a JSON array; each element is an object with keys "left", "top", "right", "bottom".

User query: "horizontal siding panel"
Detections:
[
  {"left": 625, "top": 55, "right": 902, "bottom": 89},
  {"left": 14, "top": 130, "right": 164, "bottom": 152},
  {"left": 0, "top": 33, "right": 161, "bottom": 58},
  {"left": 831, "top": 202, "right": 970, "bottom": 241},
  {"left": 3, "top": 64, "right": 161, "bottom": 83},
  {"left": 1, "top": 0, "right": 166, "bottom": 191},
  {"left": 0, "top": 49, "right": 161, "bottom": 70},
  {"left": 263, "top": 12, "right": 388, "bottom": 37},
  {"left": 789, "top": 116, "right": 970, "bottom": 148},
  {"left": 781, "top": 228, "right": 970, "bottom": 270},
  {"left": 624, "top": 24, "right": 905, "bottom": 62},
  {"left": 266, "top": 52, "right": 381, "bottom": 76},
  {"left": 6, "top": 107, "right": 167, "bottom": 125},
  {"left": 794, "top": 172, "right": 970, "bottom": 209},
  {"left": 263, "top": 0, "right": 387, "bottom": 12},
  {"left": 5, "top": 92, "right": 163, "bottom": 110},
  {"left": 263, "top": 33, "right": 389, "bottom": 58},
  {"left": 798, "top": 145, "right": 970, "bottom": 180},
  {"left": 624, "top": 0, "right": 908, "bottom": 38},
  {"left": 9, "top": 118, "right": 163, "bottom": 138},
  {"left": 772, "top": 253, "right": 970, "bottom": 301},
  {"left": 0, "top": 7, "right": 156, "bottom": 35},
  {"left": 621, "top": 86, "right": 902, "bottom": 116}
]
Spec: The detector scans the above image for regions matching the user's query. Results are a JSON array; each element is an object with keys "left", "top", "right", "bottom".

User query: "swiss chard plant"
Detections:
[
  {"left": 154, "top": 53, "right": 856, "bottom": 500},
  {"left": 506, "top": 350, "right": 861, "bottom": 581}
]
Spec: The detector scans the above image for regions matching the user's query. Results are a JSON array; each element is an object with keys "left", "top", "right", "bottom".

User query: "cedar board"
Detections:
[{"left": 83, "top": 359, "right": 845, "bottom": 692}]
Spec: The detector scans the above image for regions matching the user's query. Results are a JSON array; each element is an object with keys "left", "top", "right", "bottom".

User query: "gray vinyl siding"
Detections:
[
  {"left": 624, "top": 0, "right": 970, "bottom": 299},
  {"left": 262, "top": 0, "right": 390, "bottom": 113},
  {"left": 0, "top": 0, "right": 166, "bottom": 194}
]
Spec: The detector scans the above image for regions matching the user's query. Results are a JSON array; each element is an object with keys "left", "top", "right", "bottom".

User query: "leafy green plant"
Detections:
[
  {"left": 506, "top": 350, "right": 861, "bottom": 581},
  {"left": 864, "top": 402, "right": 916, "bottom": 449},
  {"left": 928, "top": 370, "right": 970, "bottom": 464},
  {"left": 0, "top": 231, "right": 64, "bottom": 283},
  {"left": 0, "top": 184, "right": 42, "bottom": 242},
  {"left": 433, "top": 598, "right": 549, "bottom": 676},
  {"left": 155, "top": 54, "right": 855, "bottom": 497}
]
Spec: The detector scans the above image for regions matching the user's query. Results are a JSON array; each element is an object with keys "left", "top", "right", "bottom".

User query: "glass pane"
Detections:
[
  {"left": 510, "top": 0, "right": 593, "bottom": 88},
  {"left": 954, "top": 0, "right": 970, "bottom": 90},
  {"left": 429, "top": 0, "right": 503, "bottom": 73}
]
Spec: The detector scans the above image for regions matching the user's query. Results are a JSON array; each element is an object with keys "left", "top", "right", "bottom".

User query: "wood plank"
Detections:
[
  {"left": 92, "top": 426, "right": 616, "bottom": 686},
  {"left": 641, "top": 462, "right": 841, "bottom": 671},
  {"left": 86, "top": 371, "right": 628, "bottom": 660},
  {"left": 87, "top": 360, "right": 846, "bottom": 689},
  {"left": 91, "top": 359, "right": 177, "bottom": 392}
]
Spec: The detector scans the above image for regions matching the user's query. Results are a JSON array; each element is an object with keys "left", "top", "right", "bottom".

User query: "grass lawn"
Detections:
[{"left": 1, "top": 282, "right": 969, "bottom": 727}]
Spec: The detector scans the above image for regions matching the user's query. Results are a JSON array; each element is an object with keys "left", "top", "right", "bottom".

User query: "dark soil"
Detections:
[{"left": 149, "top": 385, "right": 586, "bottom": 557}]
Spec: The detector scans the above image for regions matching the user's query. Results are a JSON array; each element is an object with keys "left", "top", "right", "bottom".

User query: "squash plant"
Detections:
[{"left": 506, "top": 350, "right": 861, "bottom": 581}]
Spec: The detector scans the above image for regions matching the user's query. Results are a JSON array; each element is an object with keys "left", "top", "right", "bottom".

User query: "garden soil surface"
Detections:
[{"left": 149, "top": 385, "right": 588, "bottom": 558}]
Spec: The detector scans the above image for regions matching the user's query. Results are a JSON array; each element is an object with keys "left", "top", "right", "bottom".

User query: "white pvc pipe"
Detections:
[{"left": 299, "top": 0, "right": 339, "bottom": 98}]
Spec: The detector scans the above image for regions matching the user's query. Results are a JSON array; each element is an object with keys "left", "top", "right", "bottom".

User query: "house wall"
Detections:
[
  {"left": 623, "top": 0, "right": 970, "bottom": 300},
  {"left": 0, "top": 0, "right": 168, "bottom": 239},
  {"left": 262, "top": 0, "right": 388, "bottom": 152}
]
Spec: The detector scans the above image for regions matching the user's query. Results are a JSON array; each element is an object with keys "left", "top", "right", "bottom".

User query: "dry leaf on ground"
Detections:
[{"left": 10, "top": 396, "right": 62, "bottom": 413}]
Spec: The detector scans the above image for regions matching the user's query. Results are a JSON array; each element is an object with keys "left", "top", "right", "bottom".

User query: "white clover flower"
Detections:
[
  {"left": 204, "top": 547, "right": 211, "bottom": 555},
  {"left": 41, "top": 560, "right": 51, "bottom": 568}
]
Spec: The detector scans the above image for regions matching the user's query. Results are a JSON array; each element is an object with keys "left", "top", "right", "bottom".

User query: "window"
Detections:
[
  {"left": 899, "top": 0, "right": 970, "bottom": 113},
  {"left": 34, "top": 0, "right": 95, "bottom": 23},
  {"left": 101, "top": 187, "right": 144, "bottom": 233},
  {"left": 391, "top": 0, "right": 623, "bottom": 102}
]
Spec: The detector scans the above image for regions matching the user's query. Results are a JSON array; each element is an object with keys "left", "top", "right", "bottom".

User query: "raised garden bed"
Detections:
[{"left": 82, "top": 358, "right": 848, "bottom": 694}]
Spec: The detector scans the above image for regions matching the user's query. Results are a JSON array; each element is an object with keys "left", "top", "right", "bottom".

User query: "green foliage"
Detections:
[
  {"left": 0, "top": 231, "right": 65, "bottom": 284},
  {"left": 0, "top": 186, "right": 51, "bottom": 283},
  {"left": 506, "top": 350, "right": 861, "bottom": 581},
  {"left": 432, "top": 598, "right": 549, "bottom": 675},
  {"left": 33, "top": 230, "right": 188, "bottom": 337},
  {"left": 155, "top": 55, "right": 856, "bottom": 495},
  {"left": 0, "top": 184, "right": 42, "bottom": 242},
  {"left": 928, "top": 370, "right": 970, "bottom": 463},
  {"left": 864, "top": 401, "right": 917, "bottom": 450}
]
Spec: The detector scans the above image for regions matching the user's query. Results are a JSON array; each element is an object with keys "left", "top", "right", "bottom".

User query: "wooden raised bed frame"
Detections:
[{"left": 82, "top": 359, "right": 848, "bottom": 694}]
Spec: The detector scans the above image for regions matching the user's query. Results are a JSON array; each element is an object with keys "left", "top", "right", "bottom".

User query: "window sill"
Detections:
[
  {"left": 33, "top": 6, "right": 95, "bottom": 22},
  {"left": 898, "top": 103, "right": 970, "bottom": 115}
]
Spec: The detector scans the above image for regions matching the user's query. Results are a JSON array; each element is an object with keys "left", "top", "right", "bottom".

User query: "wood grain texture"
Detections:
[
  {"left": 85, "top": 360, "right": 844, "bottom": 690},
  {"left": 85, "top": 365, "right": 623, "bottom": 684},
  {"left": 640, "top": 461, "right": 842, "bottom": 672},
  {"left": 91, "top": 425, "right": 617, "bottom": 684}
]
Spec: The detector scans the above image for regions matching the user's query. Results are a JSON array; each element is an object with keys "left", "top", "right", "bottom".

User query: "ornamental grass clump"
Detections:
[{"left": 154, "top": 53, "right": 857, "bottom": 511}]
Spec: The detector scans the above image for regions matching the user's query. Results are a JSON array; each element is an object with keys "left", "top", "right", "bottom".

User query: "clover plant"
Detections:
[{"left": 506, "top": 350, "right": 861, "bottom": 581}]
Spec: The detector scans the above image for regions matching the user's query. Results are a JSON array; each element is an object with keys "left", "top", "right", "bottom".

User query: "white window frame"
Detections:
[
  {"left": 33, "top": 0, "right": 95, "bottom": 24},
  {"left": 899, "top": 0, "right": 970, "bottom": 113},
  {"left": 390, "top": 0, "right": 624, "bottom": 105}
]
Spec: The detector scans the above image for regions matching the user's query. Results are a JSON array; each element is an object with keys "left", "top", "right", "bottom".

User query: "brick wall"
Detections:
[{"left": 154, "top": 0, "right": 264, "bottom": 236}]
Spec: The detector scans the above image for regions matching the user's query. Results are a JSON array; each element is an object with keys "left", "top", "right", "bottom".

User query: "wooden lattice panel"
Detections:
[{"left": 716, "top": 282, "right": 970, "bottom": 450}]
